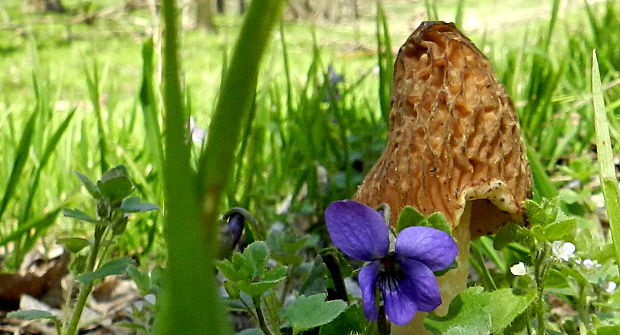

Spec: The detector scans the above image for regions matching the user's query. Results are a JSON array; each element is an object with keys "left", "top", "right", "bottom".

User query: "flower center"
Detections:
[{"left": 377, "top": 252, "right": 404, "bottom": 292}]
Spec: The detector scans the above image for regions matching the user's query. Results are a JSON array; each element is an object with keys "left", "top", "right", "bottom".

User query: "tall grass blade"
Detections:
[
  {"left": 13, "top": 109, "right": 75, "bottom": 268},
  {"left": 591, "top": 50, "right": 620, "bottom": 274},
  {"left": 375, "top": 0, "right": 393, "bottom": 125},
  {"left": 543, "top": 0, "right": 561, "bottom": 52},
  {"left": 155, "top": 0, "right": 226, "bottom": 333},
  {"left": 21, "top": 109, "right": 76, "bottom": 221},
  {"left": 279, "top": 20, "right": 294, "bottom": 113},
  {"left": 139, "top": 38, "right": 164, "bottom": 173},
  {"left": 0, "top": 209, "right": 61, "bottom": 248},
  {"left": 84, "top": 61, "right": 109, "bottom": 174},
  {"left": 454, "top": 0, "right": 465, "bottom": 28},
  {"left": 0, "top": 108, "right": 38, "bottom": 222},
  {"left": 196, "top": 0, "right": 286, "bottom": 209},
  {"left": 424, "top": 0, "right": 439, "bottom": 21},
  {"left": 527, "top": 145, "right": 557, "bottom": 201},
  {"left": 158, "top": 0, "right": 284, "bottom": 334}
]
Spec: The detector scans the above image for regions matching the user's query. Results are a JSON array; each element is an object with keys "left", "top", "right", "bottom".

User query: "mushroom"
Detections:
[{"left": 354, "top": 21, "right": 532, "bottom": 334}]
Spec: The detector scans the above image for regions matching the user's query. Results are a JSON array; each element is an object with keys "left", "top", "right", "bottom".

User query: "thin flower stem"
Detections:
[
  {"left": 280, "top": 275, "right": 292, "bottom": 306},
  {"left": 377, "top": 305, "right": 390, "bottom": 335},
  {"left": 533, "top": 243, "right": 549, "bottom": 335},
  {"left": 526, "top": 308, "right": 533, "bottom": 335},
  {"left": 264, "top": 294, "right": 282, "bottom": 335},
  {"left": 64, "top": 225, "right": 106, "bottom": 335},
  {"left": 577, "top": 284, "right": 590, "bottom": 332},
  {"left": 255, "top": 304, "right": 274, "bottom": 335},
  {"left": 322, "top": 254, "right": 349, "bottom": 302}
]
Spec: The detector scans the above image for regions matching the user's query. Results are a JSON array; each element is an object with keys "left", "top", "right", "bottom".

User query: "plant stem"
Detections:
[
  {"left": 377, "top": 305, "right": 390, "bottom": 335},
  {"left": 64, "top": 225, "right": 105, "bottom": 335},
  {"left": 533, "top": 243, "right": 549, "bottom": 335},
  {"left": 322, "top": 253, "right": 348, "bottom": 302},
  {"left": 577, "top": 284, "right": 590, "bottom": 332},
  {"left": 256, "top": 304, "right": 274, "bottom": 335}
]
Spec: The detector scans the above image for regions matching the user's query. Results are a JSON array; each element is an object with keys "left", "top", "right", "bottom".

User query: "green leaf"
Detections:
[
  {"left": 319, "top": 248, "right": 353, "bottom": 278},
  {"left": 396, "top": 206, "right": 426, "bottom": 232},
  {"left": 426, "top": 213, "right": 452, "bottom": 234},
  {"left": 57, "top": 237, "right": 91, "bottom": 253},
  {"left": 493, "top": 222, "right": 535, "bottom": 250},
  {"left": 319, "top": 304, "right": 368, "bottom": 335},
  {"left": 236, "top": 329, "right": 262, "bottom": 335},
  {"left": 300, "top": 256, "right": 328, "bottom": 296},
  {"left": 100, "top": 164, "right": 130, "bottom": 182},
  {"left": 97, "top": 165, "right": 133, "bottom": 201},
  {"left": 76, "top": 257, "right": 133, "bottom": 284},
  {"left": 242, "top": 241, "right": 268, "bottom": 280},
  {"left": 283, "top": 293, "right": 347, "bottom": 333},
  {"left": 263, "top": 265, "right": 287, "bottom": 281},
  {"left": 118, "top": 322, "right": 148, "bottom": 331},
  {"left": 7, "top": 309, "right": 57, "bottom": 321},
  {"left": 238, "top": 277, "right": 285, "bottom": 297},
  {"left": 120, "top": 197, "right": 160, "bottom": 213},
  {"left": 74, "top": 171, "right": 101, "bottom": 199},
  {"left": 216, "top": 259, "right": 243, "bottom": 282},
  {"left": 127, "top": 266, "right": 151, "bottom": 295},
  {"left": 525, "top": 198, "right": 558, "bottom": 227},
  {"left": 596, "top": 325, "right": 620, "bottom": 335},
  {"left": 64, "top": 208, "right": 98, "bottom": 223},
  {"left": 543, "top": 218, "right": 576, "bottom": 241},
  {"left": 425, "top": 287, "right": 536, "bottom": 335}
]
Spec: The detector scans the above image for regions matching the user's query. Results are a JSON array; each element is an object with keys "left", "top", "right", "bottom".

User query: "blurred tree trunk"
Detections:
[
  {"left": 216, "top": 0, "right": 224, "bottom": 13},
  {"left": 285, "top": 0, "right": 359, "bottom": 22},
  {"left": 195, "top": 0, "right": 217, "bottom": 32},
  {"left": 46, "top": 0, "right": 66, "bottom": 12}
]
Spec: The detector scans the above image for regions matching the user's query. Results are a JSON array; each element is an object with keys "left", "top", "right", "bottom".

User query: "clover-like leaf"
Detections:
[
  {"left": 7, "top": 310, "right": 57, "bottom": 321},
  {"left": 74, "top": 171, "right": 102, "bottom": 199},
  {"left": 120, "top": 197, "right": 160, "bottom": 213},
  {"left": 97, "top": 165, "right": 133, "bottom": 202},
  {"left": 57, "top": 237, "right": 91, "bottom": 253},
  {"left": 77, "top": 257, "right": 133, "bottom": 284},
  {"left": 64, "top": 208, "right": 98, "bottom": 223}
]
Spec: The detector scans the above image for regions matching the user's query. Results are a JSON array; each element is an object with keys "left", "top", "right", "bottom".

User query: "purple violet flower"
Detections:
[{"left": 325, "top": 200, "right": 458, "bottom": 325}]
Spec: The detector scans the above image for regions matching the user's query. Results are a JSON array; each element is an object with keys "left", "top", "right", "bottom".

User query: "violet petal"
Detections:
[
  {"left": 395, "top": 226, "right": 458, "bottom": 271},
  {"left": 379, "top": 277, "right": 418, "bottom": 325},
  {"left": 398, "top": 257, "right": 442, "bottom": 312},
  {"left": 358, "top": 262, "right": 380, "bottom": 321},
  {"left": 325, "top": 200, "right": 389, "bottom": 261}
]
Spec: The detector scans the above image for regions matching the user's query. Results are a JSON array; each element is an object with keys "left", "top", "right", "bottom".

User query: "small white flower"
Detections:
[
  {"left": 581, "top": 259, "right": 602, "bottom": 269},
  {"left": 189, "top": 117, "right": 207, "bottom": 143},
  {"left": 552, "top": 241, "right": 575, "bottom": 261},
  {"left": 144, "top": 293, "right": 156, "bottom": 305},
  {"left": 604, "top": 281, "right": 617, "bottom": 293},
  {"left": 510, "top": 262, "right": 527, "bottom": 276}
]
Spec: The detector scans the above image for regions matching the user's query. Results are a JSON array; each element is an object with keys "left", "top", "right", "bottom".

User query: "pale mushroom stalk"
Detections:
[{"left": 355, "top": 22, "right": 532, "bottom": 334}]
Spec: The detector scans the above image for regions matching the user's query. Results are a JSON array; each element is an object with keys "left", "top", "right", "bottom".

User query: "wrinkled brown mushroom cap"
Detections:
[{"left": 355, "top": 21, "right": 532, "bottom": 237}]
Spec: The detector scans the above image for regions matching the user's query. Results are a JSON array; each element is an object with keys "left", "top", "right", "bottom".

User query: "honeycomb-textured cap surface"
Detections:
[{"left": 355, "top": 22, "right": 532, "bottom": 237}]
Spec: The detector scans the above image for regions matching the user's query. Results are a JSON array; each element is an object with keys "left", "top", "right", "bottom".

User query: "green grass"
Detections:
[{"left": 1, "top": 0, "right": 620, "bottom": 332}]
